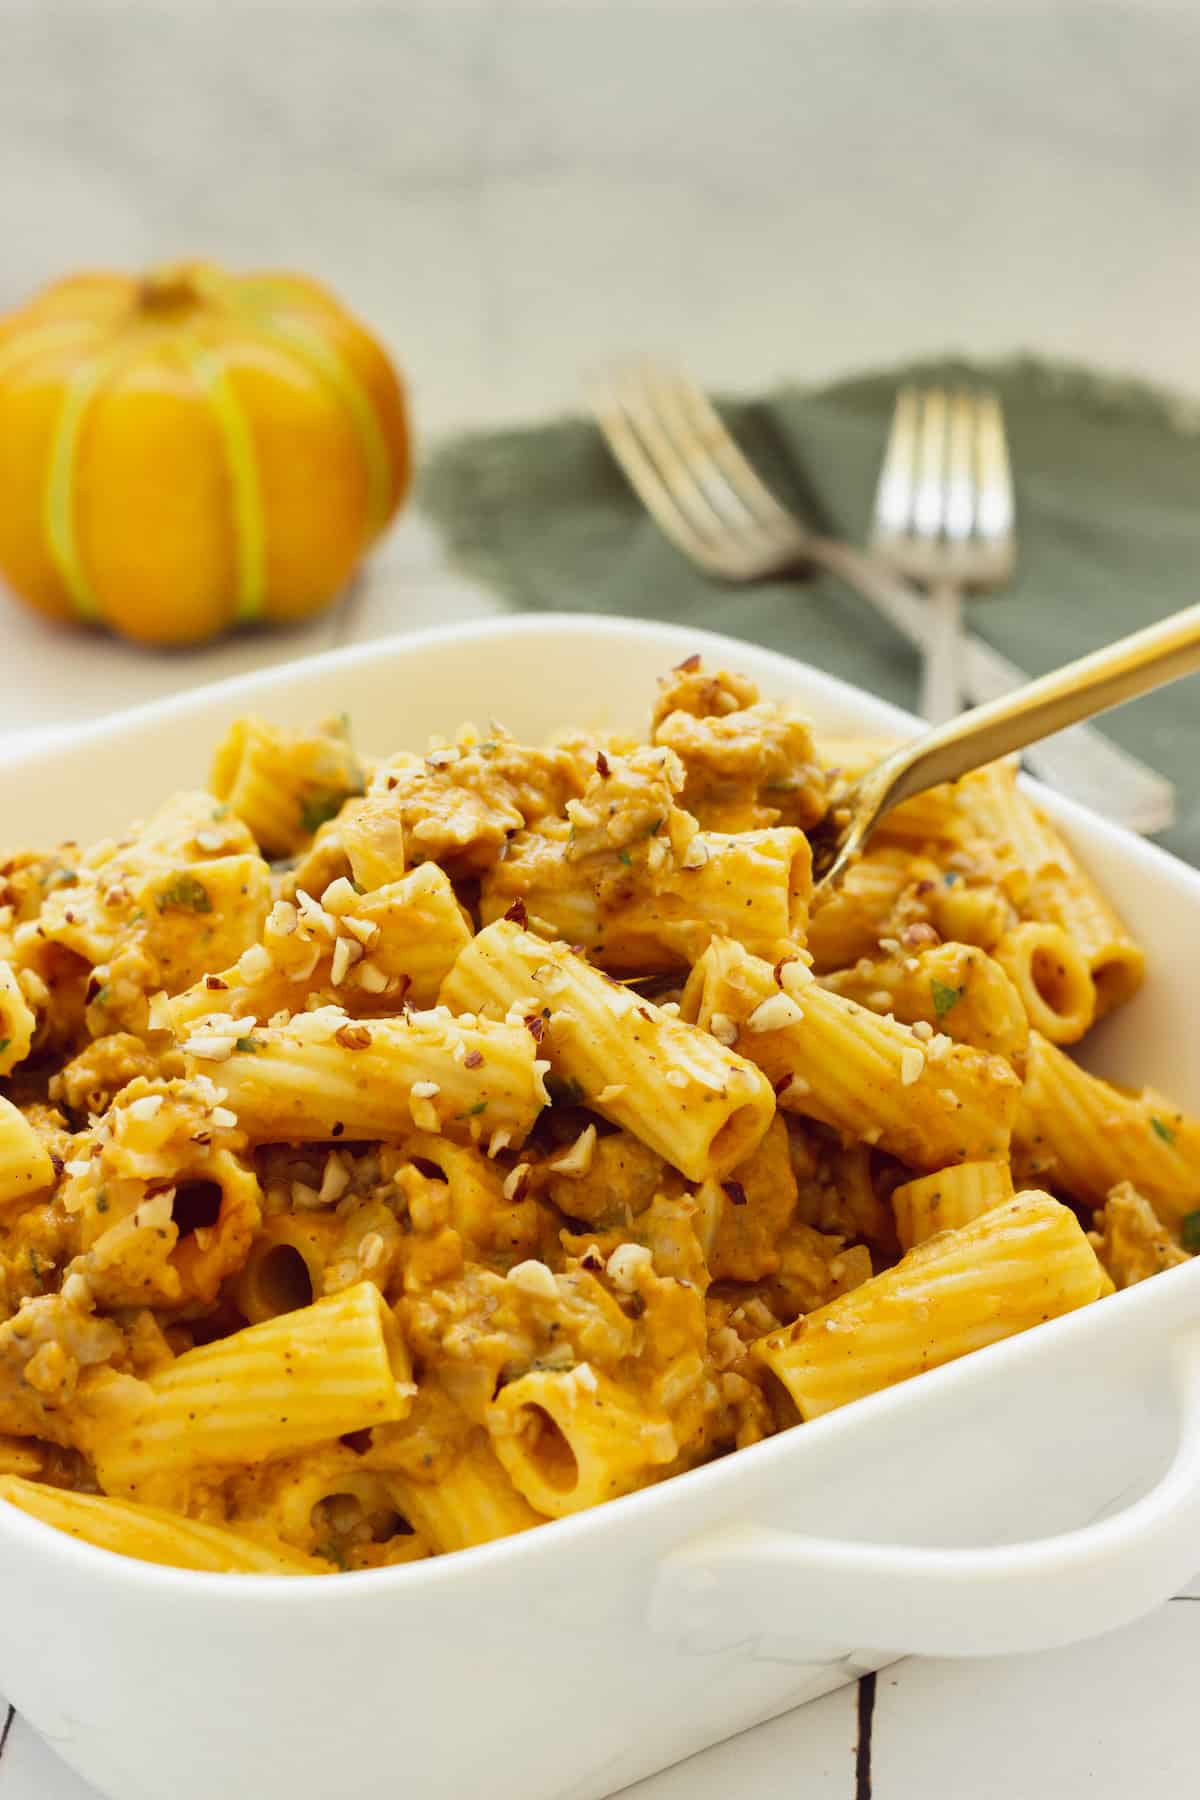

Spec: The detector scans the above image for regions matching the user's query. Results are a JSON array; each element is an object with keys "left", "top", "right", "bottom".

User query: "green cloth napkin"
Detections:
[{"left": 420, "top": 357, "right": 1200, "bottom": 864}]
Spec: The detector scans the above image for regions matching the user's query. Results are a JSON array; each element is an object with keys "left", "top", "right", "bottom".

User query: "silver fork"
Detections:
[
  {"left": 586, "top": 359, "right": 1174, "bottom": 833},
  {"left": 871, "top": 386, "right": 1016, "bottom": 724}
]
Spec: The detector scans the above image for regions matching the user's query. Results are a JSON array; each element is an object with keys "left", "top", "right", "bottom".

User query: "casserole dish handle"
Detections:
[{"left": 652, "top": 1326, "right": 1200, "bottom": 1658}]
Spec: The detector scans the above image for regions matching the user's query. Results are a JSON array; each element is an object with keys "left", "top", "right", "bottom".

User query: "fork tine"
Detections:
[
  {"left": 943, "top": 389, "right": 976, "bottom": 545},
  {"left": 872, "top": 385, "right": 921, "bottom": 540},
  {"left": 912, "top": 387, "right": 949, "bottom": 540},
  {"left": 607, "top": 362, "right": 748, "bottom": 550},
  {"left": 585, "top": 370, "right": 731, "bottom": 574},
  {"left": 975, "top": 390, "right": 1015, "bottom": 543},
  {"left": 655, "top": 367, "right": 803, "bottom": 538},
  {"left": 638, "top": 366, "right": 761, "bottom": 534}
]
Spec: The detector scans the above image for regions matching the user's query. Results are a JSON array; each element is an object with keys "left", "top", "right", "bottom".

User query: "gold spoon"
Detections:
[{"left": 813, "top": 603, "right": 1200, "bottom": 892}]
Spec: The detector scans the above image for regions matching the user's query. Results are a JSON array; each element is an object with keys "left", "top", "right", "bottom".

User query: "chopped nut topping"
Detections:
[
  {"left": 126, "top": 1094, "right": 164, "bottom": 1121},
  {"left": 607, "top": 1243, "right": 653, "bottom": 1292},
  {"left": 334, "top": 1023, "right": 373, "bottom": 1051},
  {"left": 506, "top": 1259, "right": 559, "bottom": 1300},
  {"left": 900, "top": 1046, "right": 926, "bottom": 1086},
  {"left": 321, "top": 877, "right": 360, "bottom": 916},
  {"left": 708, "top": 1012, "right": 739, "bottom": 1047},
  {"left": 746, "top": 991, "right": 805, "bottom": 1033},
  {"left": 549, "top": 1124, "right": 597, "bottom": 1177},
  {"left": 502, "top": 1162, "right": 531, "bottom": 1200}
]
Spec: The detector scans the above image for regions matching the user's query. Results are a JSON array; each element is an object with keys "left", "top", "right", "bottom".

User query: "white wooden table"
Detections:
[{"left": 2, "top": 520, "right": 1198, "bottom": 1799}]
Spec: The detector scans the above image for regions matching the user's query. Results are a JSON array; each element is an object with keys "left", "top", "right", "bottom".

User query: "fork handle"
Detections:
[
  {"left": 919, "top": 578, "right": 964, "bottom": 724},
  {"left": 809, "top": 536, "right": 1177, "bottom": 834}
]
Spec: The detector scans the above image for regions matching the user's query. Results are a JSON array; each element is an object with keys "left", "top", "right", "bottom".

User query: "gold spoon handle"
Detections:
[{"left": 823, "top": 603, "right": 1200, "bottom": 889}]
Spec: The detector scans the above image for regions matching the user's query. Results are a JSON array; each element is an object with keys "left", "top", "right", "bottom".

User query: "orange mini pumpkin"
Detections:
[{"left": 0, "top": 262, "right": 410, "bottom": 644}]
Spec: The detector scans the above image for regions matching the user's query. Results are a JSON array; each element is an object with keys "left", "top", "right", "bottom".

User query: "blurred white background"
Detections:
[{"left": 3, "top": 0, "right": 1198, "bottom": 436}]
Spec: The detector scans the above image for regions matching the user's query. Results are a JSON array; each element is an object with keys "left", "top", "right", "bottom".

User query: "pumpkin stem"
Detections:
[{"left": 138, "top": 264, "right": 206, "bottom": 314}]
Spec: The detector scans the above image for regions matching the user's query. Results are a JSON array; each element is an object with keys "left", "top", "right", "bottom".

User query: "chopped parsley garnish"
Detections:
[
  {"left": 299, "top": 790, "right": 346, "bottom": 836},
  {"left": 27, "top": 1249, "right": 44, "bottom": 1291},
  {"left": 46, "top": 866, "right": 79, "bottom": 890},
  {"left": 455, "top": 1101, "right": 489, "bottom": 1120},
  {"left": 0, "top": 1039, "right": 9, "bottom": 1056},
  {"left": 931, "top": 979, "right": 964, "bottom": 1019},
  {"left": 1182, "top": 1210, "right": 1200, "bottom": 1251},
  {"left": 1151, "top": 1116, "right": 1176, "bottom": 1146},
  {"left": 156, "top": 874, "right": 212, "bottom": 914},
  {"left": 235, "top": 1035, "right": 263, "bottom": 1053},
  {"left": 943, "top": 871, "right": 961, "bottom": 886},
  {"left": 645, "top": 817, "right": 664, "bottom": 837},
  {"left": 95, "top": 1189, "right": 109, "bottom": 1214},
  {"left": 617, "top": 850, "right": 632, "bottom": 867}
]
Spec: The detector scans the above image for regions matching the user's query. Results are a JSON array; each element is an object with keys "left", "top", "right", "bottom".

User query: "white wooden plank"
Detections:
[
  {"left": 0, "top": 1710, "right": 99, "bottom": 1799},
  {"left": 619, "top": 1678, "right": 859, "bottom": 1799},
  {"left": 873, "top": 1602, "right": 1200, "bottom": 1799}
]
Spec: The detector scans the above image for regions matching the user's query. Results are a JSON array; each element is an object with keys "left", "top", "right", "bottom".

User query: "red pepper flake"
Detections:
[
  {"left": 205, "top": 974, "right": 229, "bottom": 991},
  {"left": 722, "top": 1179, "right": 748, "bottom": 1207},
  {"left": 773, "top": 955, "right": 796, "bottom": 987},
  {"left": 569, "top": 943, "right": 587, "bottom": 958},
  {"left": 637, "top": 1006, "right": 653, "bottom": 1022},
  {"left": 524, "top": 1013, "right": 546, "bottom": 1043},
  {"left": 914, "top": 879, "right": 936, "bottom": 897},
  {"left": 595, "top": 750, "right": 611, "bottom": 778},
  {"left": 504, "top": 899, "right": 528, "bottom": 928},
  {"left": 674, "top": 653, "right": 702, "bottom": 673},
  {"left": 464, "top": 1049, "right": 484, "bottom": 1069}
]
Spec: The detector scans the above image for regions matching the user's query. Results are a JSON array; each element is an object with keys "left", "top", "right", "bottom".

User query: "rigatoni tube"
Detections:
[
  {"left": 990, "top": 922, "right": 1096, "bottom": 1044},
  {"left": 684, "top": 938, "right": 1019, "bottom": 1171},
  {"left": 891, "top": 1160, "right": 1015, "bottom": 1251},
  {"left": 0, "top": 1475, "right": 327, "bottom": 1575},
  {"left": 184, "top": 1003, "right": 545, "bottom": 1147},
  {"left": 388, "top": 1431, "right": 544, "bottom": 1550},
  {"left": 820, "top": 941, "right": 1029, "bottom": 1065},
  {"left": 756, "top": 1191, "right": 1106, "bottom": 1419},
  {"left": 0, "top": 961, "right": 36, "bottom": 1076},
  {"left": 439, "top": 918, "right": 774, "bottom": 1180},
  {"left": 83, "top": 1282, "right": 414, "bottom": 1494},
  {"left": 956, "top": 761, "right": 1144, "bottom": 1017},
  {"left": 481, "top": 824, "right": 811, "bottom": 972},
  {"left": 486, "top": 1366, "right": 677, "bottom": 1518},
  {"left": 1014, "top": 1032, "right": 1200, "bottom": 1222},
  {"left": 0, "top": 1097, "right": 55, "bottom": 1208}
]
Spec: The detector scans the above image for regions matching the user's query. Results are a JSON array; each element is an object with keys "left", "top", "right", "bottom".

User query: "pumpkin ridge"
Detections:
[
  {"left": 0, "top": 319, "right": 109, "bottom": 382},
  {"left": 44, "top": 345, "right": 131, "bottom": 621},
  {"left": 177, "top": 335, "right": 267, "bottom": 625},
  {"left": 221, "top": 299, "right": 394, "bottom": 536}
]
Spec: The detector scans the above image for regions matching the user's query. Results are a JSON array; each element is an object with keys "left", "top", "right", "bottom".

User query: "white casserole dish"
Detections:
[{"left": 3, "top": 614, "right": 1200, "bottom": 1800}]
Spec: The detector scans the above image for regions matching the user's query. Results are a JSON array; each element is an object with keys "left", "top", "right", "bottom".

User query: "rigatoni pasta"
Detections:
[
  {"left": 440, "top": 918, "right": 774, "bottom": 1181},
  {"left": 756, "top": 1192, "right": 1106, "bottom": 1419},
  {"left": 0, "top": 653, "right": 1192, "bottom": 1576}
]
